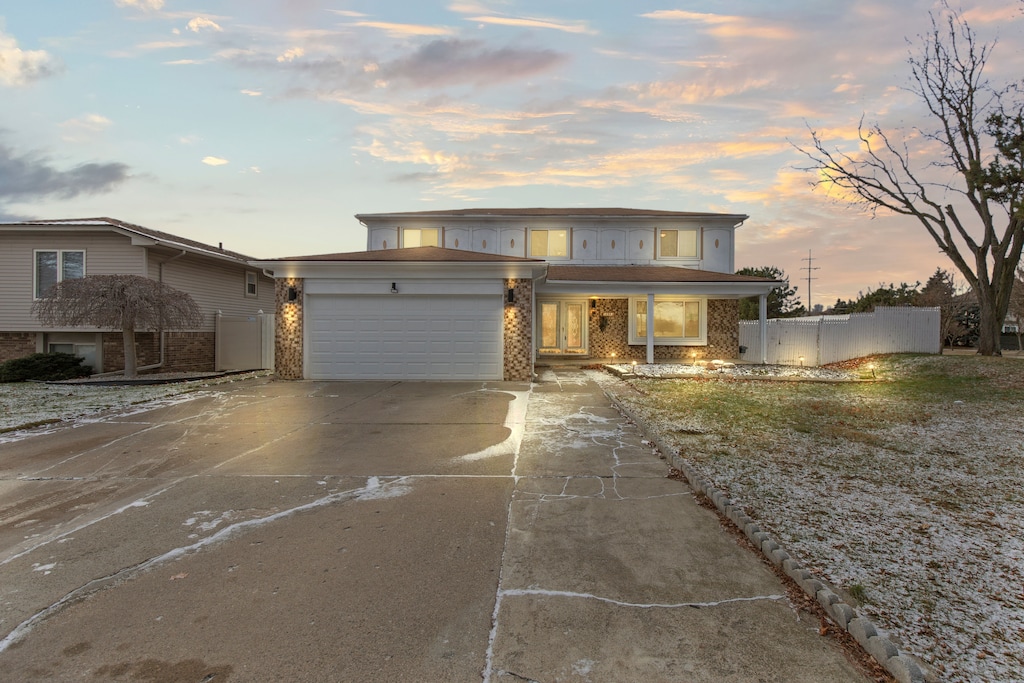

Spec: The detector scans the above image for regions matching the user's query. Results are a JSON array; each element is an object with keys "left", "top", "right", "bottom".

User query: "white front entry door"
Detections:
[
  {"left": 537, "top": 300, "right": 588, "bottom": 356},
  {"left": 306, "top": 294, "right": 503, "bottom": 380}
]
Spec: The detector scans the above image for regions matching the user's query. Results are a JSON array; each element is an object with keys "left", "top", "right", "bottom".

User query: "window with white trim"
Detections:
[
  {"left": 35, "top": 250, "right": 85, "bottom": 298},
  {"left": 629, "top": 297, "right": 706, "bottom": 345},
  {"left": 657, "top": 229, "right": 699, "bottom": 259},
  {"left": 529, "top": 229, "right": 569, "bottom": 258},
  {"left": 245, "top": 270, "right": 258, "bottom": 297},
  {"left": 401, "top": 228, "right": 440, "bottom": 247}
]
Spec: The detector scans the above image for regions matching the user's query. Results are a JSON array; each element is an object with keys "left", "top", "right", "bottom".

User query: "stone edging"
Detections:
[{"left": 607, "top": 392, "right": 927, "bottom": 683}]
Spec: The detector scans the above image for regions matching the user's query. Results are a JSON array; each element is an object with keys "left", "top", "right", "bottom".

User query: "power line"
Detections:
[{"left": 801, "top": 250, "right": 820, "bottom": 314}]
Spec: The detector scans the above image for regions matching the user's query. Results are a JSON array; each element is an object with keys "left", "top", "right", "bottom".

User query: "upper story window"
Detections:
[
  {"left": 629, "top": 297, "right": 706, "bottom": 345},
  {"left": 35, "top": 250, "right": 85, "bottom": 299},
  {"left": 402, "top": 228, "right": 440, "bottom": 248},
  {"left": 529, "top": 229, "right": 569, "bottom": 258},
  {"left": 245, "top": 271, "right": 258, "bottom": 297},
  {"left": 658, "top": 229, "right": 699, "bottom": 259}
]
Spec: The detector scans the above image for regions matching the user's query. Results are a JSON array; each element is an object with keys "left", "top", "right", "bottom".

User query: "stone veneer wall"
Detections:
[
  {"left": 503, "top": 278, "right": 533, "bottom": 381},
  {"left": 275, "top": 278, "right": 304, "bottom": 380},
  {"left": 0, "top": 333, "right": 37, "bottom": 364},
  {"left": 586, "top": 298, "right": 740, "bottom": 360}
]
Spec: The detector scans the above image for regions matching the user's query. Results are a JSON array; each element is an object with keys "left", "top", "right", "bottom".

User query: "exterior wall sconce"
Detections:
[
  {"left": 506, "top": 288, "right": 515, "bottom": 304},
  {"left": 391, "top": 282, "right": 398, "bottom": 294},
  {"left": 287, "top": 286, "right": 298, "bottom": 302}
]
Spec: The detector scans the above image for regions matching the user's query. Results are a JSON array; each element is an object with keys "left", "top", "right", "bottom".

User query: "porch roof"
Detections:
[{"left": 545, "top": 265, "right": 779, "bottom": 284}]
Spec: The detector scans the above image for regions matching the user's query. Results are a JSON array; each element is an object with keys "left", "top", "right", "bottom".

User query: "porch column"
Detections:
[
  {"left": 646, "top": 292, "right": 655, "bottom": 364},
  {"left": 759, "top": 293, "right": 768, "bottom": 365}
]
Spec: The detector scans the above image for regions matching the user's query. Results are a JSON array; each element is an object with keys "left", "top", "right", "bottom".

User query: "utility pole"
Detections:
[{"left": 801, "top": 250, "right": 820, "bottom": 315}]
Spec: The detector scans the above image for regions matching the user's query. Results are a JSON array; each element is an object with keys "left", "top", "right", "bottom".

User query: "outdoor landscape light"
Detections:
[
  {"left": 799, "top": 355, "right": 805, "bottom": 366},
  {"left": 868, "top": 363, "right": 876, "bottom": 378}
]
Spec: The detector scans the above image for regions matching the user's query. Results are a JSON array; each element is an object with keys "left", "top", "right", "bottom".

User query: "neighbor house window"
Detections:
[
  {"left": 657, "top": 229, "right": 699, "bottom": 259},
  {"left": 529, "top": 229, "right": 569, "bottom": 258},
  {"left": 245, "top": 271, "right": 258, "bottom": 297},
  {"left": 402, "top": 228, "right": 440, "bottom": 248},
  {"left": 35, "top": 250, "right": 85, "bottom": 298},
  {"left": 629, "top": 297, "right": 706, "bottom": 345}
]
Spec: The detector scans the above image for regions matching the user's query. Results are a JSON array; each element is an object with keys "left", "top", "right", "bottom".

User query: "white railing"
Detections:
[{"left": 739, "top": 306, "right": 940, "bottom": 366}]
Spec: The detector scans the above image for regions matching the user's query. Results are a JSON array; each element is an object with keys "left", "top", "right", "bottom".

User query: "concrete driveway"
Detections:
[{"left": 0, "top": 371, "right": 869, "bottom": 682}]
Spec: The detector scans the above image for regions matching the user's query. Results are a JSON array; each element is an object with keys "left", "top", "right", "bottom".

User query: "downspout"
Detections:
[{"left": 138, "top": 249, "right": 188, "bottom": 372}]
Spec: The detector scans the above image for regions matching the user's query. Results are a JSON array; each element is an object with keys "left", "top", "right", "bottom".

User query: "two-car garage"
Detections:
[
  {"left": 258, "top": 246, "right": 543, "bottom": 381},
  {"left": 305, "top": 293, "right": 503, "bottom": 380}
]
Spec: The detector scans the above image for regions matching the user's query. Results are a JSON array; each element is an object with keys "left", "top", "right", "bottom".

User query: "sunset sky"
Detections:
[{"left": 2, "top": 1, "right": 1022, "bottom": 308}]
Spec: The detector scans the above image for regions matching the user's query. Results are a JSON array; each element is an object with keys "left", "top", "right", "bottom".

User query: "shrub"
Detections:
[{"left": 0, "top": 352, "right": 92, "bottom": 382}]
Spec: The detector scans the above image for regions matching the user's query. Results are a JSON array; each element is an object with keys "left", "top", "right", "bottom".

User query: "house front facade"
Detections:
[
  {"left": 255, "top": 209, "right": 780, "bottom": 381},
  {"left": 0, "top": 218, "right": 275, "bottom": 373}
]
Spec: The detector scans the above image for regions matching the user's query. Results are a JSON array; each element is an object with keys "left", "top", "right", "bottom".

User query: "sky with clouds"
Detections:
[{"left": 1, "top": 1, "right": 1022, "bottom": 307}]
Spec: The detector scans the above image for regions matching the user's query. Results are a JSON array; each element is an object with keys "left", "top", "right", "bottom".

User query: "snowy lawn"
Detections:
[
  {"left": 605, "top": 354, "right": 1024, "bottom": 683},
  {"left": 0, "top": 372, "right": 268, "bottom": 438}
]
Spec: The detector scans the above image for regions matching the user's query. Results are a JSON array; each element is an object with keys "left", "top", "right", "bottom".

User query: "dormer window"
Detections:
[
  {"left": 529, "top": 229, "right": 569, "bottom": 258},
  {"left": 402, "top": 228, "right": 440, "bottom": 248},
  {"left": 658, "top": 229, "right": 699, "bottom": 259}
]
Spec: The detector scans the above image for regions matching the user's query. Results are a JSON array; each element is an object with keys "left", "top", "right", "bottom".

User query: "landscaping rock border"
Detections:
[{"left": 608, "top": 393, "right": 927, "bottom": 683}]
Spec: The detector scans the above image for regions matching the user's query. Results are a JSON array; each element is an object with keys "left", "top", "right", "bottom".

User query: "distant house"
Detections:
[
  {"left": 253, "top": 208, "right": 781, "bottom": 381},
  {"left": 0, "top": 218, "right": 275, "bottom": 373}
]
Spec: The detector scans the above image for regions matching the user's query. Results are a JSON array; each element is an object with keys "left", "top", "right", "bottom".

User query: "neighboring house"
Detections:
[
  {"left": 254, "top": 208, "right": 780, "bottom": 381},
  {"left": 0, "top": 218, "right": 275, "bottom": 373}
]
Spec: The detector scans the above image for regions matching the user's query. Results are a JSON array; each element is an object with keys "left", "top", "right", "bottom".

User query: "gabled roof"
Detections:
[
  {"left": 357, "top": 207, "right": 748, "bottom": 220},
  {"left": 266, "top": 246, "right": 544, "bottom": 263},
  {"left": 546, "top": 265, "right": 782, "bottom": 284},
  {"left": 0, "top": 217, "right": 255, "bottom": 263}
]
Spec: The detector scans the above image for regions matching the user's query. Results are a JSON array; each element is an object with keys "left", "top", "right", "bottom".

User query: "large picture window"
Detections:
[
  {"left": 35, "top": 250, "right": 85, "bottom": 298},
  {"left": 657, "top": 229, "right": 699, "bottom": 259},
  {"left": 529, "top": 229, "right": 569, "bottom": 258},
  {"left": 629, "top": 297, "right": 706, "bottom": 345},
  {"left": 401, "top": 228, "right": 440, "bottom": 248}
]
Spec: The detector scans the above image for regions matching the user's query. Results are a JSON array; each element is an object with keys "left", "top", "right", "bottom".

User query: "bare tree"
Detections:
[
  {"left": 32, "top": 275, "right": 203, "bottom": 378},
  {"left": 800, "top": 3, "right": 1024, "bottom": 355}
]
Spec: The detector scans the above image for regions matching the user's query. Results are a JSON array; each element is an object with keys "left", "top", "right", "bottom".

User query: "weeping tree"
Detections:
[
  {"left": 800, "top": 3, "right": 1024, "bottom": 355},
  {"left": 32, "top": 274, "right": 204, "bottom": 378}
]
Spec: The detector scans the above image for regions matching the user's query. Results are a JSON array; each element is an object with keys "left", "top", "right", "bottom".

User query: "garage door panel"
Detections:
[{"left": 307, "top": 294, "right": 503, "bottom": 380}]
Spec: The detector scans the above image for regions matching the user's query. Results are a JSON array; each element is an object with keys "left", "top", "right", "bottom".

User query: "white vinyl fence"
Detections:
[
  {"left": 739, "top": 306, "right": 940, "bottom": 366},
  {"left": 215, "top": 310, "right": 275, "bottom": 371}
]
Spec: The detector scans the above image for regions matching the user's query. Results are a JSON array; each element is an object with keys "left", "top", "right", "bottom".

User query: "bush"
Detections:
[{"left": 0, "top": 352, "right": 92, "bottom": 382}]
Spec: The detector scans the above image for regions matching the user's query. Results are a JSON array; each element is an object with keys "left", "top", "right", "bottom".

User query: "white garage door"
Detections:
[{"left": 306, "top": 294, "right": 503, "bottom": 380}]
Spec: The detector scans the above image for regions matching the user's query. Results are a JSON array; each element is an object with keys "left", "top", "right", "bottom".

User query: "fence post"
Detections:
[{"left": 759, "top": 294, "right": 768, "bottom": 364}]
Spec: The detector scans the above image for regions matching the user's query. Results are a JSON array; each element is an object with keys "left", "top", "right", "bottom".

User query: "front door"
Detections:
[{"left": 537, "top": 300, "right": 588, "bottom": 356}]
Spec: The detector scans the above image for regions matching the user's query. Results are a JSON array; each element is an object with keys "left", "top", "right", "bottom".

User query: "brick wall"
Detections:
[
  {"left": 101, "top": 332, "right": 160, "bottom": 372},
  {"left": 101, "top": 331, "right": 214, "bottom": 372},
  {"left": 274, "top": 278, "right": 304, "bottom": 380},
  {"left": 163, "top": 332, "right": 215, "bottom": 371},
  {"left": 0, "top": 333, "right": 37, "bottom": 364},
  {"left": 585, "top": 297, "right": 740, "bottom": 361},
  {"left": 503, "top": 278, "right": 533, "bottom": 381}
]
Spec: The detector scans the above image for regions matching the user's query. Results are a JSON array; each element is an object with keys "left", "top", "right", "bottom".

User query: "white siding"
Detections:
[
  {"left": 0, "top": 231, "right": 144, "bottom": 330},
  {"left": 150, "top": 250, "right": 275, "bottom": 332}
]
